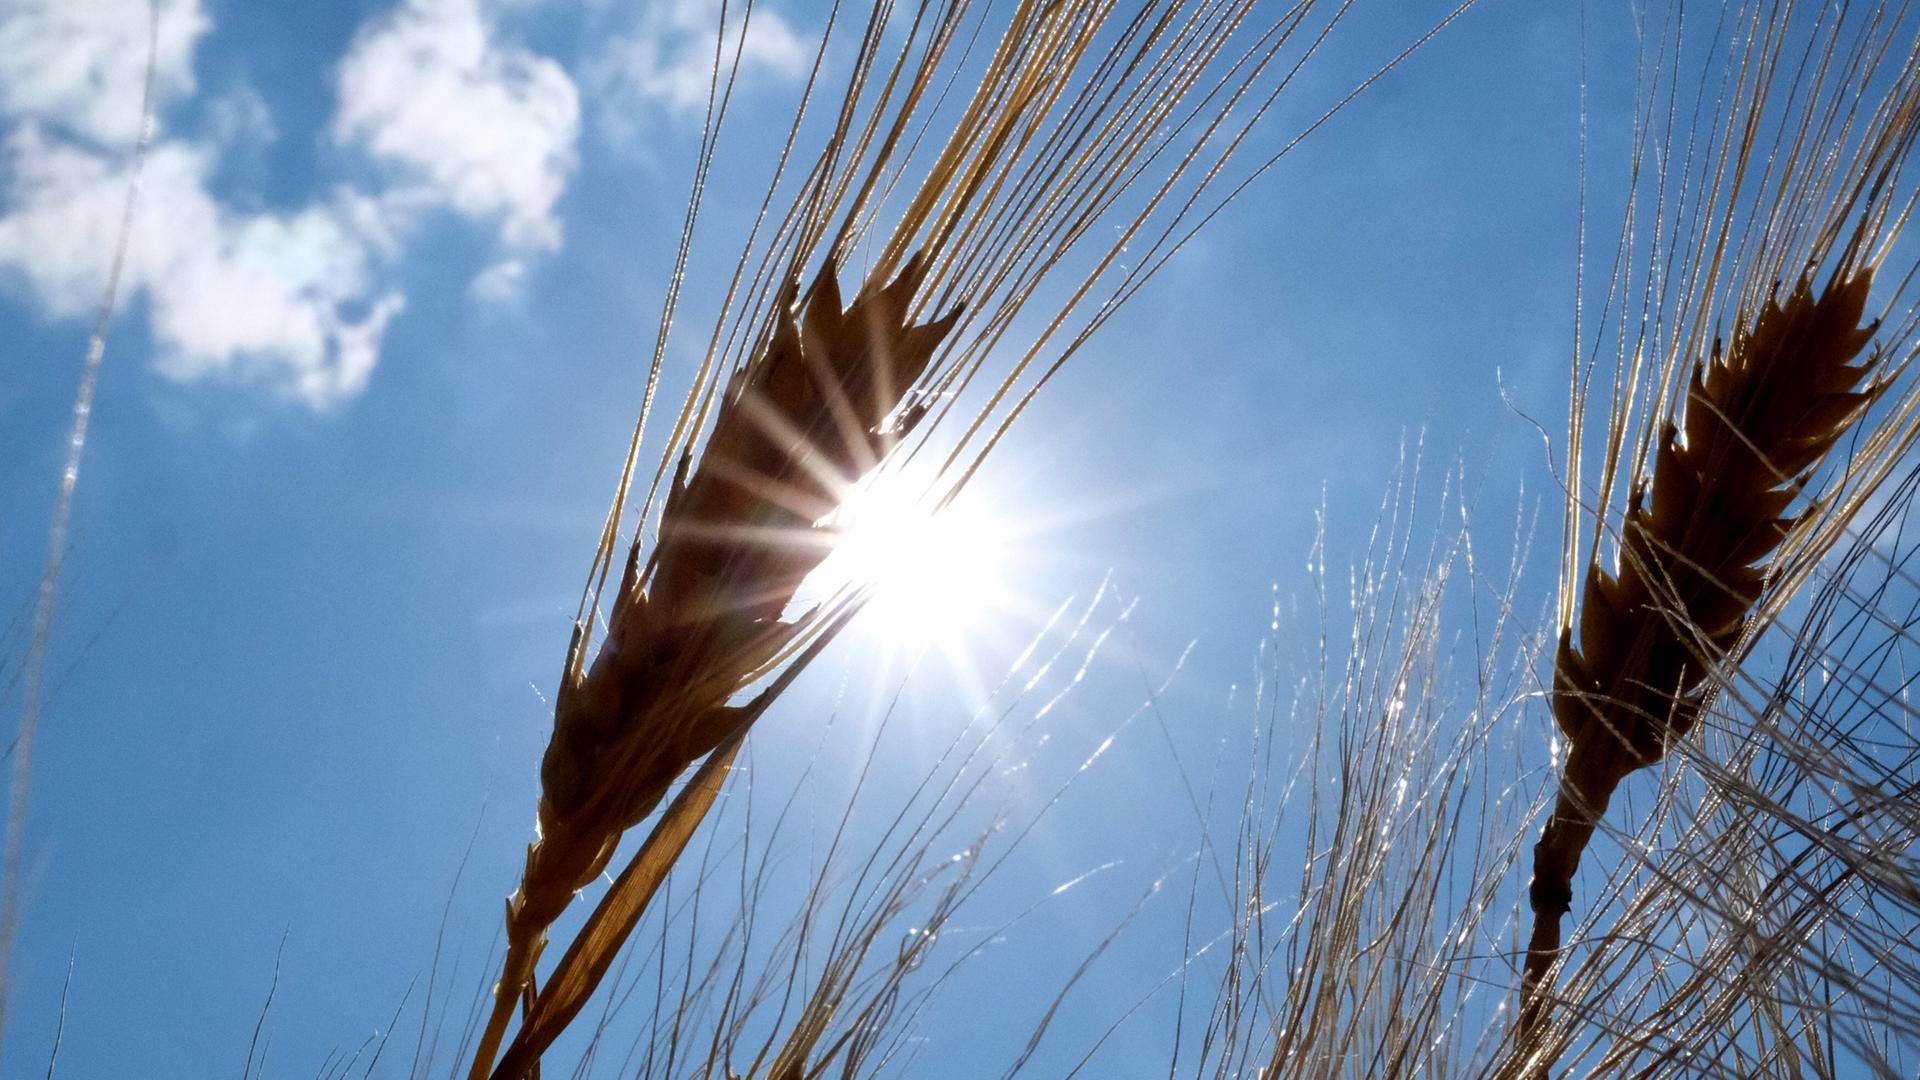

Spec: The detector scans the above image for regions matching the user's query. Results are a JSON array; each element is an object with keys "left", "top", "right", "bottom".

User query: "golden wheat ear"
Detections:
[
  {"left": 468, "top": 257, "right": 958, "bottom": 1080},
  {"left": 1521, "top": 269, "right": 1882, "bottom": 1038}
]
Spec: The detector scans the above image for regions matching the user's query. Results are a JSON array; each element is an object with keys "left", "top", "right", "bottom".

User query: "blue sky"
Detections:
[{"left": 0, "top": 1, "right": 1628, "bottom": 1075}]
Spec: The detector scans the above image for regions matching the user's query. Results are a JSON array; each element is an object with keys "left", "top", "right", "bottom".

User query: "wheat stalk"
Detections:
[{"left": 0, "top": 3, "right": 159, "bottom": 1059}]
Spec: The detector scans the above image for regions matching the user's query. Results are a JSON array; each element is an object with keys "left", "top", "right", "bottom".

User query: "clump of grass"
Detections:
[
  {"left": 1186, "top": 466, "right": 1548, "bottom": 1078},
  {"left": 1006, "top": 409, "right": 1920, "bottom": 1076},
  {"left": 1043, "top": 5, "right": 1920, "bottom": 1075},
  {"left": 525, "top": 1, "right": 1920, "bottom": 1073}
]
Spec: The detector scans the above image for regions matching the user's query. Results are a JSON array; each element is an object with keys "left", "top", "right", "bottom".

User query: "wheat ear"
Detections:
[
  {"left": 469, "top": 254, "right": 958, "bottom": 1077},
  {"left": 1521, "top": 270, "right": 1883, "bottom": 1038}
]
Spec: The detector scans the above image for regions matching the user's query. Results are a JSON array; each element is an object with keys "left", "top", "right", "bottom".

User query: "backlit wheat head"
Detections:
[
  {"left": 1519, "top": 1, "right": 1920, "bottom": 1067},
  {"left": 467, "top": 0, "right": 1464, "bottom": 1074}
]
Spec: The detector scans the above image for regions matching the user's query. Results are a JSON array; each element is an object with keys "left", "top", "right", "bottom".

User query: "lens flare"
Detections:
[{"left": 810, "top": 471, "right": 1012, "bottom": 651}]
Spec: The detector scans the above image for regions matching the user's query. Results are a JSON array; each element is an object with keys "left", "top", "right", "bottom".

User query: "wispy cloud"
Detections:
[
  {"left": 471, "top": 256, "right": 528, "bottom": 302},
  {"left": 588, "top": 0, "right": 805, "bottom": 145}
]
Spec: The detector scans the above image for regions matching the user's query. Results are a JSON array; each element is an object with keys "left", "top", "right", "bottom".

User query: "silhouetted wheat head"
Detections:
[
  {"left": 481, "top": 257, "right": 957, "bottom": 1078},
  {"left": 1529, "top": 270, "right": 1885, "bottom": 1021},
  {"left": 1518, "top": 1, "right": 1920, "bottom": 1072}
]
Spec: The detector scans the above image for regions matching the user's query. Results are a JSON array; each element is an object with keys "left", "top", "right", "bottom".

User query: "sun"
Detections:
[{"left": 809, "top": 468, "right": 1013, "bottom": 651}]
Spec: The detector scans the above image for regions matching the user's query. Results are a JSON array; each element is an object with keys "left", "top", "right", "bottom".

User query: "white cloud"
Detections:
[
  {"left": 0, "top": 0, "right": 208, "bottom": 146},
  {"left": 0, "top": 0, "right": 584, "bottom": 410},
  {"left": 334, "top": 0, "right": 581, "bottom": 252},
  {"left": 0, "top": 125, "right": 403, "bottom": 408},
  {"left": 590, "top": 0, "right": 805, "bottom": 142}
]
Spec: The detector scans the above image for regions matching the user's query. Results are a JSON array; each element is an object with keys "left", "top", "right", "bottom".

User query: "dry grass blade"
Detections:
[{"left": 0, "top": 2, "right": 159, "bottom": 1056}]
